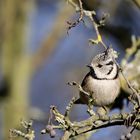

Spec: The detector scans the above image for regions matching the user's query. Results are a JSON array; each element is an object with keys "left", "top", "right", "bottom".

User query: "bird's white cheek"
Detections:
[{"left": 94, "top": 68, "right": 106, "bottom": 79}]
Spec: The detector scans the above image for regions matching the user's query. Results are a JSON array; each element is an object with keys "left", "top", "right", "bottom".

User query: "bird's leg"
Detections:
[
  {"left": 87, "top": 104, "right": 95, "bottom": 116},
  {"left": 97, "top": 106, "right": 108, "bottom": 117},
  {"left": 87, "top": 98, "right": 95, "bottom": 116}
]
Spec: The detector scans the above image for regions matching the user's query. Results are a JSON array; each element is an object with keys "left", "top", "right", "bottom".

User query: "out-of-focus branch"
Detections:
[
  {"left": 121, "top": 36, "right": 140, "bottom": 67},
  {"left": 132, "top": 0, "right": 140, "bottom": 9},
  {"left": 10, "top": 120, "right": 35, "bottom": 140},
  {"left": 120, "top": 36, "right": 140, "bottom": 96},
  {"left": 1, "top": 1, "right": 32, "bottom": 140}
]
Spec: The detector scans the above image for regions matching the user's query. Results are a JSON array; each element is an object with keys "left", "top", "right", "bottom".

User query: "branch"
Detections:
[
  {"left": 9, "top": 120, "right": 35, "bottom": 140},
  {"left": 67, "top": 0, "right": 84, "bottom": 32},
  {"left": 41, "top": 105, "right": 140, "bottom": 140},
  {"left": 132, "top": 0, "right": 140, "bottom": 9},
  {"left": 67, "top": 0, "right": 107, "bottom": 49}
]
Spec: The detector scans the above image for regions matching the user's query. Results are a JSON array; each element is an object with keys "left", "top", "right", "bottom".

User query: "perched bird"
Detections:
[{"left": 75, "top": 48, "right": 121, "bottom": 116}]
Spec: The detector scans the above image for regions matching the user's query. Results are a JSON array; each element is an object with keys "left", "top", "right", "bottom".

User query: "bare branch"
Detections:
[
  {"left": 41, "top": 105, "right": 140, "bottom": 140},
  {"left": 9, "top": 120, "right": 35, "bottom": 140}
]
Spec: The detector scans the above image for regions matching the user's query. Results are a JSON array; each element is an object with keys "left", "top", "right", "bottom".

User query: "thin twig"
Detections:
[
  {"left": 87, "top": 12, "right": 107, "bottom": 49},
  {"left": 67, "top": 0, "right": 107, "bottom": 49},
  {"left": 121, "top": 70, "right": 140, "bottom": 106},
  {"left": 67, "top": 0, "right": 84, "bottom": 33},
  {"left": 65, "top": 97, "right": 78, "bottom": 117},
  {"left": 9, "top": 120, "right": 35, "bottom": 140},
  {"left": 67, "top": 81, "right": 90, "bottom": 96}
]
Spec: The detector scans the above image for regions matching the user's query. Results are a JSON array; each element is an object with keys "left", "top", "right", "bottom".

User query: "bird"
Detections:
[{"left": 75, "top": 48, "right": 121, "bottom": 116}]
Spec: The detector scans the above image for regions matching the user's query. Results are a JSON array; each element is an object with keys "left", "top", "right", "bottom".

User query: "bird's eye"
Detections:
[
  {"left": 97, "top": 64, "right": 103, "bottom": 68},
  {"left": 106, "top": 61, "right": 113, "bottom": 65}
]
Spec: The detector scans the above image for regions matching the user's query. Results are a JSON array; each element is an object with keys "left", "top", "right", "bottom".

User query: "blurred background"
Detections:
[{"left": 0, "top": 0, "right": 140, "bottom": 140}]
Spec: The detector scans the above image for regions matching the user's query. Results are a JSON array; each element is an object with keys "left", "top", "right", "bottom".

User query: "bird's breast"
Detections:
[{"left": 80, "top": 76, "right": 120, "bottom": 106}]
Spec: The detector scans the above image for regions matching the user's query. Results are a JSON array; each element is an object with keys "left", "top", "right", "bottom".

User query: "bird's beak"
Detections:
[{"left": 86, "top": 64, "right": 93, "bottom": 69}]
